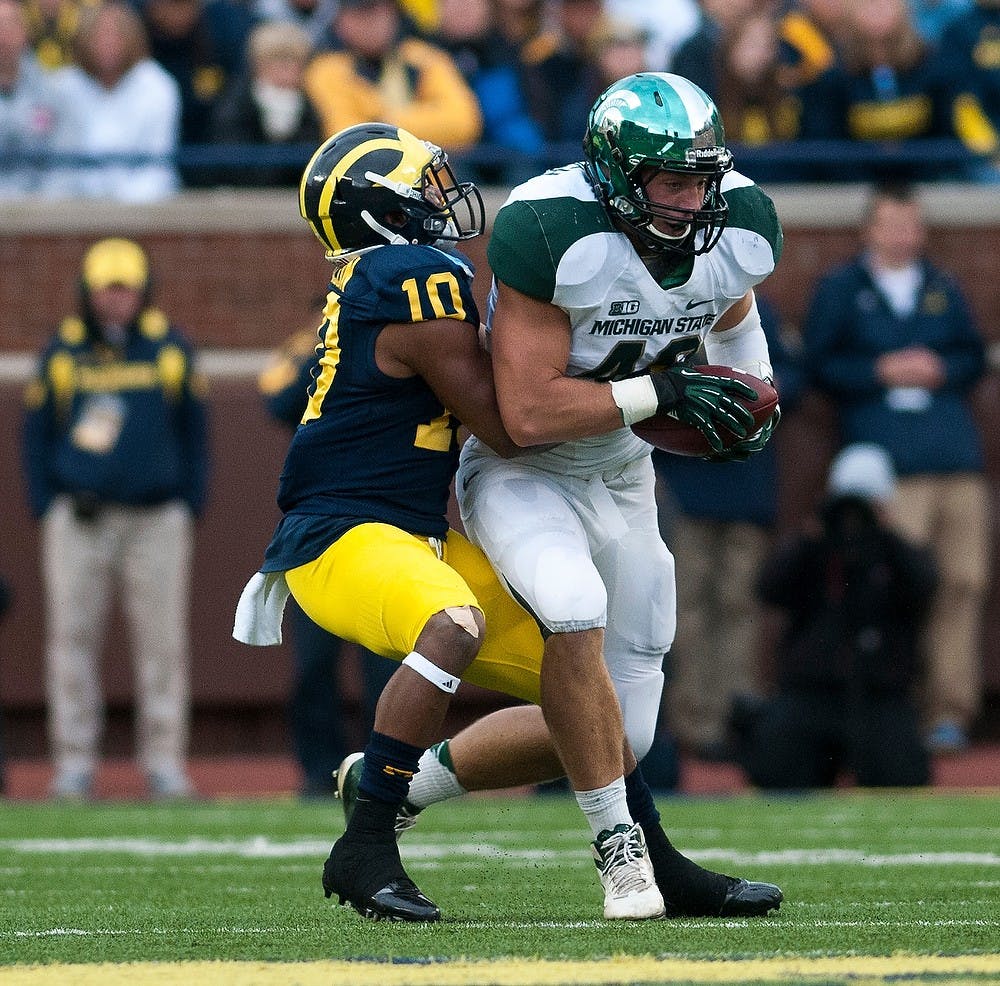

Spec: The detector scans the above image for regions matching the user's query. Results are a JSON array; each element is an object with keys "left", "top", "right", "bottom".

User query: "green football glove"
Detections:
[
  {"left": 649, "top": 365, "right": 759, "bottom": 454},
  {"left": 708, "top": 405, "right": 781, "bottom": 462}
]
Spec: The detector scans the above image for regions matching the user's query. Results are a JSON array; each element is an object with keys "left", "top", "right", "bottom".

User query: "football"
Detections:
[{"left": 630, "top": 364, "right": 779, "bottom": 457}]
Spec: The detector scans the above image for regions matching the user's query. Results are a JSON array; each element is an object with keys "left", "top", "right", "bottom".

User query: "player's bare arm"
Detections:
[
  {"left": 377, "top": 316, "right": 522, "bottom": 458},
  {"left": 489, "top": 282, "right": 628, "bottom": 446},
  {"left": 709, "top": 290, "right": 754, "bottom": 333},
  {"left": 704, "top": 288, "right": 776, "bottom": 387}
]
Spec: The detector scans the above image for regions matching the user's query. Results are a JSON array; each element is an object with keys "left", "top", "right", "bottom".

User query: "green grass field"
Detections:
[{"left": 1, "top": 790, "right": 998, "bottom": 984}]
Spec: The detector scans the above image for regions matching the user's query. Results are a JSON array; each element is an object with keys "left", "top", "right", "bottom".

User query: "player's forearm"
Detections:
[{"left": 497, "top": 376, "right": 629, "bottom": 446}]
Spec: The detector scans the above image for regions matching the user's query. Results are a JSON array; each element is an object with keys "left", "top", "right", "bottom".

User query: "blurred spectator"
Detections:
[
  {"left": 518, "top": 0, "right": 607, "bottom": 146},
  {"left": 0, "top": 0, "right": 69, "bottom": 197},
  {"left": 208, "top": 20, "right": 322, "bottom": 186},
  {"left": 938, "top": 0, "right": 1000, "bottom": 176},
  {"left": 257, "top": 328, "right": 394, "bottom": 797},
  {"left": 589, "top": 16, "right": 650, "bottom": 90},
  {"left": 711, "top": 10, "right": 800, "bottom": 147},
  {"left": 21, "top": 238, "right": 209, "bottom": 801},
  {"left": 141, "top": 0, "right": 251, "bottom": 154},
  {"left": 671, "top": 3, "right": 806, "bottom": 181},
  {"left": 47, "top": 0, "right": 181, "bottom": 202},
  {"left": 735, "top": 443, "right": 936, "bottom": 789},
  {"left": 252, "top": 0, "right": 338, "bottom": 49},
  {"left": 777, "top": 0, "right": 842, "bottom": 90},
  {"left": 654, "top": 295, "right": 804, "bottom": 762},
  {"left": 907, "top": 0, "right": 973, "bottom": 42},
  {"left": 795, "top": 0, "right": 964, "bottom": 179},
  {"left": 427, "top": 0, "right": 543, "bottom": 179},
  {"left": 605, "top": 0, "right": 699, "bottom": 71},
  {"left": 304, "top": 0, "right": 482, "bottom": 152},
  {"left": 801, "top": 181, "right": 989, "bottom": 754},
  {"left": 491, "top": 0, "right": 546, "bottom": 49},
  {"left": 669, "top": 0, "right": 758, "bottom": 93},
  {"left": 23, "top": 0, "right": 97, "bottom": 68}
]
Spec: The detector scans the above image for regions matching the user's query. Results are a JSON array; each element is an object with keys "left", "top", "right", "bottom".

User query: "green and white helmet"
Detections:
[{"left": 583, "top": 72, "right": 733, "bottom": 255}]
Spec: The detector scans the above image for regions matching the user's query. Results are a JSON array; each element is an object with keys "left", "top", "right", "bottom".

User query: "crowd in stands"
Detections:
[
  {"left": 3, "top": 3, "right": 996, "bottom": 798},
  {"left": 4, "top": 0, "right": 1000, "bottom": 198}
]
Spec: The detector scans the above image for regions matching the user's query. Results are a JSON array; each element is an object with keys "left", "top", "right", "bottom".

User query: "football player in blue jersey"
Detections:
[{"left": 235, "top": 122, "right": 553, "bottom": 922}]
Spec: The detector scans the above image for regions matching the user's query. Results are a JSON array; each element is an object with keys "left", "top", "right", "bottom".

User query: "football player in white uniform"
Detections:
[{"left": 340, "top": 73, "right": 784, "bottom": 920}]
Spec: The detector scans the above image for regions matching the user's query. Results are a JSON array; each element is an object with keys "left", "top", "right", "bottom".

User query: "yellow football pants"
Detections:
[{"left": 284, "top": 522, "right": 543, "bottom": 705}]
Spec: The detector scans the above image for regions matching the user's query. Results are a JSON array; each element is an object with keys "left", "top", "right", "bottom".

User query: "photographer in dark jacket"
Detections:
[
  {"left": 21, "top": 238, "right": 208, "bottom": 800},
  {"left": 736, "top": 443, "right": 937, "bottom": 789}
]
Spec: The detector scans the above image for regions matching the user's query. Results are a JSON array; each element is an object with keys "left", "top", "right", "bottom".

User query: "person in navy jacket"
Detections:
[
  {"left": 801, "top": 181, "right": 988, "bottom": 754},
  {"left": 22, "top": 237, "right": 209, "bottom": 800}
]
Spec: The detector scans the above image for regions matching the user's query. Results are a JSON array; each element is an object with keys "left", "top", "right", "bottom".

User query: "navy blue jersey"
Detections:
[{"left": 262, "top": 245, "right": 480, "bottom": 572}]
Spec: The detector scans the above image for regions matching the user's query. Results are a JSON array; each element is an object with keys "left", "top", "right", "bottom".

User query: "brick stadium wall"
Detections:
[{"left": 1, "top": 186, "right": 998, "bottom": 757}]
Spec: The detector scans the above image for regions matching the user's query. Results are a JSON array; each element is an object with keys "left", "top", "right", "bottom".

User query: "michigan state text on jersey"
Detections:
[
  {"left": 465, "top": 161, "right": 781, "bottom": 478},
  {"left": 451, "top": 73, "right": 785, "bottom": 923}
]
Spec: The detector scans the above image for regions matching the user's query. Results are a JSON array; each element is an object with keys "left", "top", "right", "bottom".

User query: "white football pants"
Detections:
[{"left": 457, "top": 443, "right": 675, "bottom": 759}]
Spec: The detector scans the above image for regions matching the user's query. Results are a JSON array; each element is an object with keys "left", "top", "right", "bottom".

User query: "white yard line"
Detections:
[
  {"left": 6, "top": 917, "right": 1000, "bottom": 939},
  {"left": 0, "top": 838, "right": 997, "bottom": 866}
]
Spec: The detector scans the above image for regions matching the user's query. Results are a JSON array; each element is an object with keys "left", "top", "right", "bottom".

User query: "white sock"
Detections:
[
  {"left": 406, "top": 742, "right": 466, "bottom": 810},
  {"left": 575, "top": 776, "right": 631, "bottom": 839}
]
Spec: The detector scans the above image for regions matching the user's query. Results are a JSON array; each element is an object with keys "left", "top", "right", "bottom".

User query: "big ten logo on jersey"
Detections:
[{"left": 608, "top": 300, "right": 640, "bottom": 316}]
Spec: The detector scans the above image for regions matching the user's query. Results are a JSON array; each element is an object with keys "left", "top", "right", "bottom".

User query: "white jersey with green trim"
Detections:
[{"left": 472, "top": 162, "right": 782, "bottom": 475}]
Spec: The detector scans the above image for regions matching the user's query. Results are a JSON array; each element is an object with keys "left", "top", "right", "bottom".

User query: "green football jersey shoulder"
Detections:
[{"left": 486, "top": 163, "right": 782, "bottom": 381}]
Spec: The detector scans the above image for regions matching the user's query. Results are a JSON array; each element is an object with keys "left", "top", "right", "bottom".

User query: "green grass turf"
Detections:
[{"left": 0, "top": 791, "right": 997, "bottom": 966}]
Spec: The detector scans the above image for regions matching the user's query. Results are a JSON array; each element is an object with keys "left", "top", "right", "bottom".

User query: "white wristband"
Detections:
[{"left": 610, "top": 376, "right": 659, "bottom": 426}]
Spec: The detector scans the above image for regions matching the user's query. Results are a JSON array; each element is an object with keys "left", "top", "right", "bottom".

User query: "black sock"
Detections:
[
  {"left": 344, "top": 794, "right": 401, "bottom": 846},
  {"left": 327, "top": 798, "right": 409, "bottom": 898},
  {"left": 624, "top": 764, "right": 660, "bottom": 829},
  {"left": 329, "top": 795, "right": 407, "bottom": 895},
  {"left": 359, "top": 730, "right": 423, "bottom": 805},
  {"left": 642, "top": 822, "right": 729, "bottom": 916},
  {"left": 626, "top": 765, "right": 728, "bottom": 916}
]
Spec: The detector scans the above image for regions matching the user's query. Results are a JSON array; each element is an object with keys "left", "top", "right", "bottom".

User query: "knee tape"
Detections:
[
  {"left": 402, "top": 651, "right": 461, "bottom": 694},
  {"left": 445, "top": 605, "right": 480, "bottom": 638}
]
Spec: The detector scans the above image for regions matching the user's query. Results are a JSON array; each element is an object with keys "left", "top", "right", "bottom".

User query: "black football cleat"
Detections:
[
  {"left": 718, "top": 877, "right": 782, "bottom": 917},
  {"left": 645, "top": 826, "right": 782, "bottom": 919},
  {"left": 322, "top": 838, "right": 441, "bottom": 922}
]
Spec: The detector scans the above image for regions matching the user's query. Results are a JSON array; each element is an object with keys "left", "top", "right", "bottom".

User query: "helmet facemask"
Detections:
[
  {"left": 361, "top": 145, "right": 485, "bottom": 251},
  {"left": 610, "top": 155, "right": 731, "bottom": 256}
]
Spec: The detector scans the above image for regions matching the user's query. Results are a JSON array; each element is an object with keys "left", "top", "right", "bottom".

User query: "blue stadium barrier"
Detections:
[{"left": 1, "top": 138, "right": 991, "bottom": 188}]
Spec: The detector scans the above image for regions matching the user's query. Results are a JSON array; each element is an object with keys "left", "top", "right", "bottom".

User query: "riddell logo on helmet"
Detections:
[{"left": 687, "top": 146, "right": 722, "bottom": 159}]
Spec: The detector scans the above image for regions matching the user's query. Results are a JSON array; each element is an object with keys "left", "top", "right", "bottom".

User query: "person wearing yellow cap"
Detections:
[
  {"left": 79, "top": 237, "right": 150, "bottom": 292},
  {"left": 22, "top": 237, "right": 209, "bottom": 801}
]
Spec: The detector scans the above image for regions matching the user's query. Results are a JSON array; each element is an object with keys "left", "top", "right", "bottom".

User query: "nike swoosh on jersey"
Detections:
[{"left": 685, "top": 298, "right": 714, "bottom": 310}]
